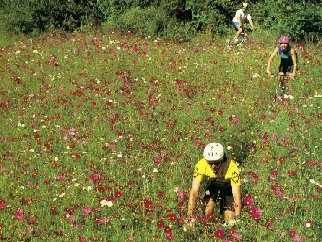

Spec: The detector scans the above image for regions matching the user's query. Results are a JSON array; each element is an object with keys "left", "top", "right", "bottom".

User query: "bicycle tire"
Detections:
[{"left": 228, "top": 36, "right": 238, "bottom": 47}]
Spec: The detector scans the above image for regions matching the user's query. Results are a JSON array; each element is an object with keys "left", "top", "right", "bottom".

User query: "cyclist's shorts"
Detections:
[
  {"left": 232, "top": 22, "right": 240, "bottom": 29},
  {"left": 203, "top": 180, "right": 235, "bottom": 214},
  {"left": 279, "top": 59, "right": 294, "bottom": 73}
]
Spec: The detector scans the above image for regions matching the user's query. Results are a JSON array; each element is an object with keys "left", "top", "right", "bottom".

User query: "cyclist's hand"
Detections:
[
  {"left": 223, "top": 219, "right": 240, "bottom": 227},
  {"left": 289, "top": 73, "right": 295, "bottom": 80},
  {"left": 229, "top": 219, "right": 237, "bottom": 226}
]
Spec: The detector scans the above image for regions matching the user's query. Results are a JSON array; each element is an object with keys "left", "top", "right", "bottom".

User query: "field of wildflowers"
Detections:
[{"left": 0, "top": 30, "right": 321, "bottom": 241}]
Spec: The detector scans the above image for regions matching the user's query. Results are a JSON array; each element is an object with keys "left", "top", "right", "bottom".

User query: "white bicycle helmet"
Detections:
[
  {"left": 242, "top": 3, "right": 248, "bottom": 8},
  {"left": 203, "top": 143, "right": 224, "bottom": 161}
]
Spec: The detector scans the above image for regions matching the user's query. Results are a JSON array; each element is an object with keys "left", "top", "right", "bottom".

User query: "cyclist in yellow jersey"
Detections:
[{"left": 187, "top": 143, "right": 241, "bottom": 224}]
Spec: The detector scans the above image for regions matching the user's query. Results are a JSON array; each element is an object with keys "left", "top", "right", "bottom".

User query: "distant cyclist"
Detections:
[
  {"left": 231, "top": 3, "right": 255, "bottom": 40},
  {"left": 187, "top": 143, "right": 241, "bottom": 225},
  {"left": 267, "top": 36, "right": 297, "bottom": 80}
]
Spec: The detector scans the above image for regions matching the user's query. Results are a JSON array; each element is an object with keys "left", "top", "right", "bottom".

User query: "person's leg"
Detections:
[
  {"left": 203, "top": 180, "right": 218, "bottom": 215},
  {"left": 205, "top": 198, "right": 216, "bottom": 215},
  {"left": 236, "top": 26, "right": 243, "bottom": 38},
  {"left": 223, "top": 192, "right": 235, "bottom": 223},
  {"left": 224, "top": 210, "right": 235, "bottom": 223},
  {"left": 285, "top": 65, "right": 294, "bottom": 95},
  {"left": 232, "top": 22, "right": 242, "bottom": 39},
  {"left": 278, "top": 63, "right": 287, "bottom": 84},
  {"left": 231, "top": 21, "right": 238, "bottom": 31}
]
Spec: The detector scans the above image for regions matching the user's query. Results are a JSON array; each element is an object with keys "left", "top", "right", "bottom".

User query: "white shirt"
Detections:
[{"left": 232, "top": 9, "right": 252, "bottom": 23}]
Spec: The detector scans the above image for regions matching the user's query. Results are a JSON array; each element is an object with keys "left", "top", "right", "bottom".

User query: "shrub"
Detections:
[
  {"left": 111, "top": 6, "right": 168, "bottom": 37},
  {"left": 1, "top": 0, "right": 104, "bottom": 34},
  {"left": 253, "top": 1, "right": 321, "bottom": 42}
]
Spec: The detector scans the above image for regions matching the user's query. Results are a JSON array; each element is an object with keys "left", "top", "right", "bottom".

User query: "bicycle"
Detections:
[
  {"left": 227, "top": 28, "right": 251, "bottom": 49},
  {"left": 270, "top": 73, "right": 294, "bottom": 100}
]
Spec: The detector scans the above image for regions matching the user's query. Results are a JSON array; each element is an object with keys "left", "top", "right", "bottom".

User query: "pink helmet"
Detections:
[{"left": 279, "top": 36, "right": 290, "bottom": 44}]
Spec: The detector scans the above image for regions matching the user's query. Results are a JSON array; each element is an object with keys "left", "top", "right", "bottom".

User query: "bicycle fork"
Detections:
[{"left": 275, "top": 80, "right": 288, "bottom": 99}]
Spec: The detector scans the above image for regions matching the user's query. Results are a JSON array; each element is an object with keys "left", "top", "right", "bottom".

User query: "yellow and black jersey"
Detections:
[{"left": 193, "top": 158, "right": 241, "bottom": 186}]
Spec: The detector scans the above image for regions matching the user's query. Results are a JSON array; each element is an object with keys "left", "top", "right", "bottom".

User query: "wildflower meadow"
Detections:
[{"left": 0, "top": 30, "right": 321, "bottom": 241}]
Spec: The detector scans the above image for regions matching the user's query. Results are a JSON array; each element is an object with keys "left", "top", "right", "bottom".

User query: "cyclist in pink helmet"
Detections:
[{"left": 267, "top": 36, "right": 297, "bottom": 80}]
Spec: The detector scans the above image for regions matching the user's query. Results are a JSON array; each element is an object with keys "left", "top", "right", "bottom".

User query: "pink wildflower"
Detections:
[
  {"left": 274, "top": 189, "right": 282, "bottom": 197},
  {"left": 15, "top": 208, "right": 25, "bottom": 221},
  {"left": 82, "top": 207, "right": 92, "bottom": 216},
  {"left": 232, "top": 231, "right": 243, "bottom": 240}
]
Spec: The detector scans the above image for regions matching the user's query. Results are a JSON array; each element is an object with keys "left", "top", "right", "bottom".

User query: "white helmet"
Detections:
[
  {"left": 242, "top": 3, "right": 248, "bottom": 8},
  {"left": 203, "top": 143, "right": 224, "bottom": 161}
]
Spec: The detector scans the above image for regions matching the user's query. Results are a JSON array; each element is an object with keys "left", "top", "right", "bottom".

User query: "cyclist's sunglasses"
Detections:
[{"left": 207, "top": 158, "right": 223, "bottom": 165}]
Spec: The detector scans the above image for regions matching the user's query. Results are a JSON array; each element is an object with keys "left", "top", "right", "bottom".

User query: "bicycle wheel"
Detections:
[
  {"left": 227, "top": 36, "right": 238, "bottom": 48},
  {"left": 238, "top": 36, "right": 247, "bottom": 46},
  {"left": 275, "top": 86, "right": 282, "bottom": 100}
]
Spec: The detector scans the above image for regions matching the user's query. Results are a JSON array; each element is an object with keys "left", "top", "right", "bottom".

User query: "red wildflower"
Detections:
[
  {"left": 289, "top": 230, "right": 297, "bottom": 238},
  {"left": 114, "top": 191, "right": 123, "bottom": 199},
  {"left": 177, "top": 200, "right": 185, "bottom": 207},
  {"left": 312, "top": 194, "right": 318, "bottom": 199},
  {"left": 0, "top": 198, "right": 6, "bottom": 210},
  {"left": 157, "top": 219, "right": 164, "bottom": 228},
  {"left": 166, "top": 235, "right": 174, "bottom": 241},
  {"left": 243, "top": 196, "right": 254, "bottom": 207},
  {"left": 278, "top": 156, "right": 285, "bottom": 163},
  {"left": 271, "top": 170, "right": 278, "bottom": 176},
  {"left": 214, "top": 229, "right": 225, "bottom": 239},
  {"left": 164, "top": 226, "right": 172, "bottom": 234},
  {"left": 166, "top": 213, "right": 177, "bottom": 221}
]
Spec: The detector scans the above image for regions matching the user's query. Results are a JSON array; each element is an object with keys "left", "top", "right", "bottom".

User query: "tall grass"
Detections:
[{"left": 0, "top": 29, "right": 321, "bottom": 241}]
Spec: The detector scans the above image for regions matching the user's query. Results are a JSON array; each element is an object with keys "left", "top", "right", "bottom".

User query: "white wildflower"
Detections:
[
  {"left": 117, "top": 153, "right": 123, "bottom": 158},
  {"left": 100, "top": 200, "right": 113, "bottom": 207},
  {"left": 59, "top": 193, "right": 65, "bottom": 198},
  {"left": 86, "top": 186, "right": 92, "bottom": 191}
]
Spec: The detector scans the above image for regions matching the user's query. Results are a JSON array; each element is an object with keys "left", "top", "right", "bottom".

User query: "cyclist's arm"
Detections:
[
  {"left": 187, "top": 179, "right": 201, "bottom": 216},
  {"left": 249, "top": 19, "right": 255, "bottom": 31},
  {"left": 267, "top": 47, "right": 278, "bottom": 75},
  {"left": 290, "top": 48, "right": 297, "bottom": 77},
  {"left": 247, "top": 14, "right": 255, "bottom": 31},
  {"left": 232, "top": 185, "right": 242, "bottom": 217}
]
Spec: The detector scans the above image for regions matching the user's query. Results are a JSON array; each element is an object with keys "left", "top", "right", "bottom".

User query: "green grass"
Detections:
[{"left": 0, "top": 29, "right": 321, "bottom": 241}]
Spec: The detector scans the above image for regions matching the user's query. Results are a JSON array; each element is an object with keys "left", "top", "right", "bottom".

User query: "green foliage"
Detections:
[
  {"left": 1, "top": 0, "right": 321, "bottom": 41},
  {"left": 187, "top": 0, "right": 236, "bottom": 34},
  {"left": 162, "top": 20, "right": 196, "bottom": 42},
  {"left": 253, "top": 0, "right": 321, "bottom": 41},
  {"left": 110, "top": 6, "right": 168, "bottom": 37},
  {"left": 1, "top": 0, "right": 104, "bottom": 34}
]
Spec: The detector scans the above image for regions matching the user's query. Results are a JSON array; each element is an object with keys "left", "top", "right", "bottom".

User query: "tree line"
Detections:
[{"left": 0, "top": 0, "right": 320, "bottom": 41}]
